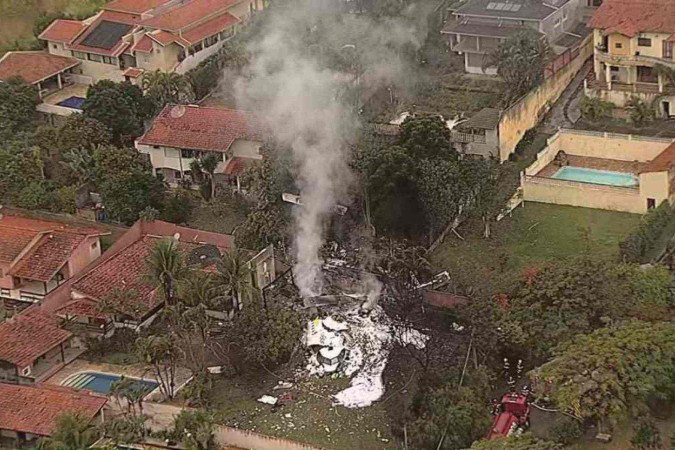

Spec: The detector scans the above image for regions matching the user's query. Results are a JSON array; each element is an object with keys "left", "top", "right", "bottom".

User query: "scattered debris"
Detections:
[
  {"left": 273, "top": 381, "right": 294, "bottom": 390},
  {"left": 257, "top": 395, "right": 278, "bottom": 406}
]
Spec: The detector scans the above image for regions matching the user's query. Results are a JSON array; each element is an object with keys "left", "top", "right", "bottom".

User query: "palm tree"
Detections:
[
  {"left": 200, "top": 153, "right": 220, "bottom": 201},
  {"left": 145, "top": 239, "right": 188, "bottom": 306},
  {"left": 215, "top": 249, "right": 256, "bottom": 312},
  {"left": 141, "top": 70, "right": 194, "bottom": 112},
  {"left": 38, "top": 413, "right": 98, "bottom": 450},
  {"left": 134, "top": 335, "right": 179, "bottom": 399},
  {"left": 177, "top": 271, "right": 218, "bottom": 308}
]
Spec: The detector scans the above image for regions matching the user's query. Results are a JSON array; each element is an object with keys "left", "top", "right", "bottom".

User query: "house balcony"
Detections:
[
  {"left": 451, "top": 131, "right": 487, "bottom": 144},
  {"left": 595, "top": 49, "right": 675, "bottom": 70},
  {"left": 585, "top": 77, "right": 675, "bottom": 96}
]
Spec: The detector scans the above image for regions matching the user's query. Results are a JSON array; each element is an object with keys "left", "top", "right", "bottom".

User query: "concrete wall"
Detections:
[
  {"left": 231, "top": 139, "right": 263, "bottom": 159},
  {"left": 66, "top": 236, "right": 102, "bottom": 279},
  {"left": 498, "top": 35, "right": 593, "bottom": 160},
  {"left": 137, "top": 41, "right": 184, "bottom": 72},
  {"left": 555, "top": 129, "right": 672, "bottom": 161},
  {"left": 215, "top": 426, "right": 324, "bottom": 450},
  {"left": 523, "top": 176, "right": 645, "bottom": 213},
  {"left": 539, "top": 0, "right": 584, "bottom": 42}
]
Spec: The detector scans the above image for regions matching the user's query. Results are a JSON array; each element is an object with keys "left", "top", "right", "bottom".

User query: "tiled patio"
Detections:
[
  {"left": 41, "top": 83, "right": 89, "bottom": 106},
  {"left": 536, "top": 155, "right": 647, "bottom": 177}
]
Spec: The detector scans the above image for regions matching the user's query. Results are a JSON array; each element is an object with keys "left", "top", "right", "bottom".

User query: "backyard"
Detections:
[{"left": 430, "top": 202, "right": 642, "bottom": 293}]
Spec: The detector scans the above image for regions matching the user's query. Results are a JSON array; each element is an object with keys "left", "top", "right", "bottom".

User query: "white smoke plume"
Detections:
[{"left": 234, "top": 0, "right": 430, "bottom": 298}]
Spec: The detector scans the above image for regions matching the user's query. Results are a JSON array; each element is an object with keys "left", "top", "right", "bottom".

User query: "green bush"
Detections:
[
  {"left": 632, "top": 420, "right": 662, "bottom": 450},
  {"left": 580, "top": 96, "right": 614, "bottom": 122},
  {"left": 550, "top": 416, "right": 582, "bottom": 445},
  {"left": 620, "top": 201, "right": 673, "bottom": 262}
]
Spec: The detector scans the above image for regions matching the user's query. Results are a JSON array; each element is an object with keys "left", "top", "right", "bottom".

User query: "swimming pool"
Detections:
[
  {"left": 56, "top": 96, "right": 86, "bottom": 110},
  {"left": 552, "top": 166, "right": 638, "bottom": 187},
  {"left": 61, "top": 371, "right": 159, "bottom": 395}
]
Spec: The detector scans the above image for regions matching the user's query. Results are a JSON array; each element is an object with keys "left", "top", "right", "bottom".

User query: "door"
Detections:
[
  {"left": 664, "top": 41, "right": 673, "bottom": 59},
  {"left": 664, "top": 101, "right": 671, "bottom": 118}
]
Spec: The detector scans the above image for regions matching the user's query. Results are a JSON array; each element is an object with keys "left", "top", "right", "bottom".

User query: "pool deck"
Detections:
[
  {"left": 537, "top": 155, "right": 646, "bottom": 178},
  {"left": 43, "top": 358, "right": 192, "bottom": 396},
  {"left": 41, "top": 83, "right": 89, "bottom": 106}
]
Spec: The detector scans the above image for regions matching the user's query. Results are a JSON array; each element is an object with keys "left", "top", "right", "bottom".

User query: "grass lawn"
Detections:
[
  {"left": 0, "top": 0, "right": 104, "bottom": 48},
  {"left": 185, "top": 197, "right": 249, "bottom": 236},
  {"left": 208, "top": 376, "right": 398, "bottom": 450},
  {"left": 430, "top": 203, "right": 641, "bottom": 293}
]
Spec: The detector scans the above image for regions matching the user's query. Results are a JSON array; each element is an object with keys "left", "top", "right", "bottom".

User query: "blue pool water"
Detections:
[
  {"left": 552, "top": 166, "right": 638, "bottom": 187},
  {"left": 56, "top": 96, "right": 86, "bottom": 110},
  {"left": 62, "top": 372, "right": 159, "bottom": 395}
]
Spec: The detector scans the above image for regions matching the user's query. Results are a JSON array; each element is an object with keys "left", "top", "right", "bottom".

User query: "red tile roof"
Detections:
[
  {"left": 148, "top": 30, "right": 188, "bottom": 46},
  {"left": 10, "top": 232, "right": 88, "bottom": 282},
  {"left": 641, "top": 142, "right": 675, "bottom": 173},
  {"left": 68, "top": 221, "right": 234, "bottom": 320},
  {"left": 104, "top": 0, "right": 172, "bottom": 14},
  {"left": 56, "top": 298, "right": 109, "bottom": 320},
  {"left": 0, "top": 51, "right": 80, "bottom": 84},
  {"left": 588, "top": 0, "right": 675, "bottom": 37},
  {"left": 0, "top": 309, "right": 72, "bottom": 368},
  {"left": 131, "top": 35, "right": 154, "bottom": 53},
  {"left": 140, "top": 0, "right": 239, "bottom": 31},
  {"left": 223, "top": 156, "right": 254, "bottom": 176},
  {"left": 181, "top": 12, "right": 240, "bottom": 45},
  {"left": 123, "top": 67, "right": 145, "bottom": 78},
  {"left": 0, "top": 383, "right": 106, "bottom": 436},
  {"left": 38, "top": 19, "right": 86, "bottom": 44},
  {"left": 137, "top": 105, "right": 262, "bottom": 153},
  {"left": 0, "top": 215, "right": 102, "bottom": 266},
  {"left": 68, "top": 11, "right": 137, "bottom": 56}
]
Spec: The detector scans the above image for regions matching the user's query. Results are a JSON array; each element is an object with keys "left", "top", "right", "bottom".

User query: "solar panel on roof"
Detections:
[
  {"left": 486, "top": 2, "right": 497, "bottom": 9},
  {"left": 80, "top": 20, "right": 132, "bottom": 50},
  {"left": 511, "top": 4, "right": 522, "bottom": 11},
  {"left": 494, "top": 3, "right": 506, "bottom": 10}
]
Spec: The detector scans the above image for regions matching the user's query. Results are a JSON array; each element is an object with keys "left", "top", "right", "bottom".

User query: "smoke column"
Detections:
[{"left": 234, "top": 0, "right": 429, "bottom": 298}]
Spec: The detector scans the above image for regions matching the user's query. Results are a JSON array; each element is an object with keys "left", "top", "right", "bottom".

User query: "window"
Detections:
[
  {"left": 72, "top": 51, "right": 86, "bottom": 59},
  {"left": 21, "top": 366, "right": 31, "bottom": 376},
  {"left": 88, "top": 53, "right": 102, "bottom": 62},
  {"left": 52, "top": 44, "right": 58, "bottom": 49},
  {"left": 615, "top": 42, "right": 623, "bottom": 49},
  {"left": 102, "top": 55, "right": 117, "bottom": 65},
  {"left": 638, "top": 37, "right": 652, "bottom": 47},
  {"left": 153, "top": 145, "right": 160, "bottom": 149},
  {"left": 174, "top": 170, "right": 182, "bottom": 179},
  {"left": 664, "top": 41, "right": 673, "bottom": 59},
  {"left": 204, "top": 34, "right": 218, "bottom": 48},
  {"left": 91, "top": 241, "right": 98, "bottom": 250},
  {"left": 648, "top": 198, "right": 656, "bottom": 209},
  {"left": 181, "top": 149, "right": 200, "bottom": 158}
]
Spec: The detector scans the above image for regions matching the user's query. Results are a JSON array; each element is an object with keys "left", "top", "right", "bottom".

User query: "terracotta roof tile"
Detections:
[
  {"left": 181, "top": 12, "right": 240, "bottom": 45},
  {"left": 148, "top": 30, "right": 188, "bottom": 46},
  {"left": 0, "top": 51, "right": 80, "bottom": 84},
  {"left": 131, "top": 35, "right": 154, "bottom": 53},
  {"left": 123, "top": 67, "right": 145, "bottom": 78},
  {"left": 223, "top": 156, "right": 254, "bottom": 176},
  {"left": 0, "top": 383, "right": 106, "bottom": 436},
  {"left": 0, "top": 309, "right": 72, "bottom": 368},
  {"left": 137, "top": 104, "right": 263, "bottom": 153},
  {"left": 104, "top": 0, "right": 173, "bottom": 14},
  {"left": 56, "top": 298, "right": 109, "bottom": 320},
  {"left": 10, "top": 232, "right": 87, "bottom": 282},
  {"left": 38, "top": 19, "right": 86, "bottom": 43},
  {"left": 588, "top": 0, "right": 675, "bottom": 37},
  {"left": 641, "top": 142, "right": 675, "bottom": 173},
  {"left": 140, "top": 0, "right": 238, "bottom": 31}
]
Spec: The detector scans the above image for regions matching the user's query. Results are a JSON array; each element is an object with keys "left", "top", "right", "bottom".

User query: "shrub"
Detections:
[
  {"left": 619, "top": 201, "right": 673, "bottom": 262},
  {"left": 631, "top": 420, "right": 662, "bottom": 450},
  {"left": 580, "top": 96, "right": 614, "bottom": 122},
  {"left": 550, "top": 416, "right": 582, "bottom": 445},
  {"left": 627, "top": 96, "right": 656, "bottom": 127},
  {"left": 161, "top": 189, "right": 194, "bottom": 224}
]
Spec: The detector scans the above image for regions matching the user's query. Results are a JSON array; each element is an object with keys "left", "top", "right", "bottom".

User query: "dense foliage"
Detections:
[
  {"left": 534, "top": 320, "right": 675, "bottom": 421},
  {"left": 470, "top": 433, "right": 560, "bottom": 450},
  {"left": 619, "top": 201, "right": 673, "bottom": 262}
]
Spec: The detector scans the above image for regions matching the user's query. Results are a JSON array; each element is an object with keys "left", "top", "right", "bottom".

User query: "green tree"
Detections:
[
  {"left": 62, "top": 147, "right": 96, "bottom": 184},
  {"left": 487, "top": 29, "right": 552, "bottom": 105},
  {"left": 141, "top": 70, "right": 195, "bottom": 113},
  {"left": 170, "top": 410, "right": 216, "bottom": 450},
  {"left": 407, "top": 369, "right": 492, "bottom": 450},
  {"left": 235, "top": 200, "right": 287, "bottom": 250},
  {"left": 145, "top": 239, "right": 188, "bottom": 306},
  {"left": 465, "top": 159, "right": 510, "bottom": 238},
  {"left": 534, "top": 320, "right": 675, "bottom": 421},
  {"left": 417, "top": 158, "right": 466, "bottom": 239},
  {"left": 399, "top": 115, "right": 457, "bottom": 160},
  {"left": 550, "top": 416, "right": 582, "bottom": 446},
  {"left": 177, "top": 271, "right": 219, "bottom": 308},
  {"left": 160, "top": 189, "right": 194, "bottom": 224},
  {"left": 508, "top": 258, "right": 630, "bottom": 357},
  {"left": 83, "top": 80, "right": 151, "bottom": 144},
  {"left": 470, "top": 433, "right": 560, "bottom": 449},
  {"left": 0, "top": 143, "right": 43, "bottom": 201},
  {"left": 215, "top": 249, "right": 256, "bottom": 311},
  {"left": 0, "top": 77, "right": 40, "bottom": 137},
  {"left": 56, "top": 114, "right": 112, "bottom": 151},
  {"left": 135, "top": 335, "right": 180, "bottom": 399},
  {"left": 230, "top": 301, "right": 303, "bottom": 367},
  {"left": 94, "top": 145, "right": 166, "bottom": 224},
  {"left": 38, "top": 413, "right": 98, "bottom": 450},
  {"left": 99, "top": 415, "right": 147, "bottom": 445}
]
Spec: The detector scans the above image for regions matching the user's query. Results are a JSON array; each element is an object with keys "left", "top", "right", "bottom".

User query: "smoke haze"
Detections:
[{"left": 234, "top": 0, "right": 430, "bottom": 297}]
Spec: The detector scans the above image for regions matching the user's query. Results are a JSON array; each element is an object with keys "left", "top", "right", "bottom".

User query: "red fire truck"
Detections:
[{"left": 487, "top": 391, "right": 530, "bottom": 440}]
